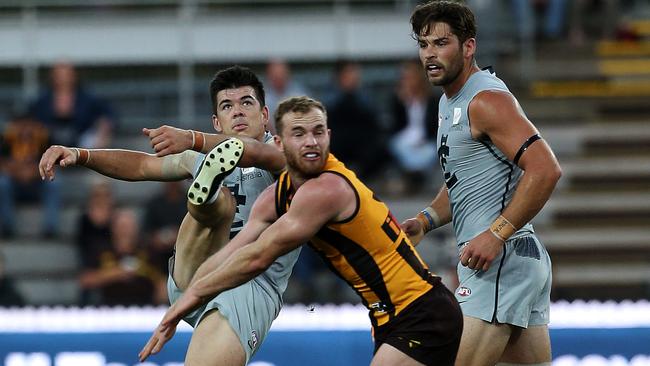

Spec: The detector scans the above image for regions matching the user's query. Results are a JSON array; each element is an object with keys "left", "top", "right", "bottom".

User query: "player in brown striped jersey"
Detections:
[{"left": 142, "top": 96, "right": 463, "bottom": 365}]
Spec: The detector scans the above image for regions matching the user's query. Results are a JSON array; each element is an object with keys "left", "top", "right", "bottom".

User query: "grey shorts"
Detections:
[
  {"left": 455, "top": 234, "right": 552, "bottom": 328},
  {"left": 167, "top": 274, "right": 280, "bottom": 363}
]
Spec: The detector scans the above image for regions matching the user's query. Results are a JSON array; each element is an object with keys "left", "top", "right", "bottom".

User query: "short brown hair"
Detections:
[
  {"left": 410, "top": 1, "right": 476, "bottom": 44},
  {"left": 274, "top": 96, "right": 327, "bottom": 134}
]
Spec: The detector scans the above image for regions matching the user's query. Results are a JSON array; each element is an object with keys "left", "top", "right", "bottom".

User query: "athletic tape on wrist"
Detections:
[
  {"left": 489, "top": 215, "right": 516, "bottom": 242},
  {"left": 191, "top": 131, "right": 205, "bottom": 152},
  {"left": 72, "top": 148, "right": 90, "bottom": 166},
  {"left": 416, "top": 206, "right": 441, "bottom": 234},
  {"left": 79, "top": 149, "right": 90, "bottom": 165}
]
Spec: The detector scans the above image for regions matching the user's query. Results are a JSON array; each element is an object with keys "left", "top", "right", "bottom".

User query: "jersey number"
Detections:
[
  {"left": 438, "top": 134, "right": 458, "bottom": 190},
  {"left": 226, "top": 183, "right": 247, "bottom": 230}
]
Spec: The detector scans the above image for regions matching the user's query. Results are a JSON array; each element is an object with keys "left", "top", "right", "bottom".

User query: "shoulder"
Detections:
[
  {"left": 296, "top": 172, "right": 355, "bottom": 204},
  {"left": 251, "top": 183, "right": 280, "bottom": 217},
  {"left": 257, "top": 183, "right": 278, "bottom": 202},
  {"left": 469, "top": 90, "right": 520, "bottom": 123}
]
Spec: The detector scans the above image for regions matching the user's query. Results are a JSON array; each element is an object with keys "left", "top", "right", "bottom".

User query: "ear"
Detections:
[
  {"left": 262, "top": 105, "right": 270, "bottom": 130},
  {"left": 212, "top": 114, "right": 223, "bottom": 133},
  {"left": 463, "top": 37, "right": 476, "bottom": 59},
  {"left": 273, "top": 135, "right": 284, "bottom": 152}
]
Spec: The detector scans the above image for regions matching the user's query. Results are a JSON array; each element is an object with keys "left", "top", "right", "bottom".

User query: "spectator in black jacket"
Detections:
[{"left": 388, "top": 59, "right": 440, "bottom": 193}]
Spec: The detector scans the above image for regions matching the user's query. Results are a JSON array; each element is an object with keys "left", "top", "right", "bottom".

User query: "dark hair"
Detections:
[
  {"left": 209, "top": 66, "right": 266, "bottom": 114},
  {"left": 410, "top": 1, "right": 476, "bottom": 44},
  {"left": 274, "top": 96, "right": 326, "bottom": 135}
]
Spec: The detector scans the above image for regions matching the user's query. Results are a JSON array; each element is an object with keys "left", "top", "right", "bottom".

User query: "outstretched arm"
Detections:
[
  {"left": 39, "top": 145, "right": 198, "bottom": 182},
  {"left": 144, "top": 125, "right": 286, "bottom": 173},
  {"left": 139, "top": 173, "right": 355, "bottom": 361},
  {"left": 191, "top": 173, "right": 355, "bottom": 298},
  {"left": 459, "top": 90, "right": 562, "bottom": 271},
  {"left": 401, "top": 184, "right": 452, "bottom": 246}
]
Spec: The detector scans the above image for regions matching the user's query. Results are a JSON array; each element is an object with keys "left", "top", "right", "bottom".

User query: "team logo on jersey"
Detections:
[
  {"left": 457, "top": 286, "right": 471, "bottom": 297},
  {"left": 242, "top": 167, "right": 256, "bottom": 174},
  {"left": 248, "top": 330, "right": 259, "bottom": 350},
  {"left": 452, "top": 107, "right": 462, "bottom": 125}
]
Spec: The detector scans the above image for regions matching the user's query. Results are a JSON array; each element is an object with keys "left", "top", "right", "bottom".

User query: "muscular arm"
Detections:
[
  {"left": 144, "top": 125, "right": 286, "bottom": 173},
  {"left": 83, "top": 149, "right": 195, "bottom": 182},
  {"left": 470, "top": 90, "right": 562, "bottom": 229},
  {"left": 204, "top": 133, "right": 286, "bottom": 174},
  {"left": 39, "top": 145, "right": 198, "bottom": 182},
  {"left": 459, "top": 90, "right": 561, "bottom": 271},
  {"left": 139, "top": 173, "right": 356, "bottom": 361},
  {"left": 191, "top": 173, "right": 354, "bottom": 299}
]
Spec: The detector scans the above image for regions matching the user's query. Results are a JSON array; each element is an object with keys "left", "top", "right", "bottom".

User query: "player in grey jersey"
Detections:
[
  {"left": 401, "top": 2, "right": 562, "bottom": 366},
  {"left": 40, "top": 66, "right": 301, "bottom": 366}
]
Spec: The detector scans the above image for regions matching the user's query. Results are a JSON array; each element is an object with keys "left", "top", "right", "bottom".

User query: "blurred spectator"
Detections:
[
  {"left": 0, "top": 113, "right": 60, "bottom": 238},
  {"left": 512, "top": 0, "right": 567, "bottom": 41},
  {"left": 325, "top": 60, "right": 389, "bottom": 182},
  {"left": 264, "top": 59, "right": 309, "bottom": 133},
  {"left": 29, "top": 62, "right": 116, "bottom": 149},
  {"left": 387, "top": 60, "right": 440, "bottom": 194},
  {"left": 568, "top": 0, "right": 619, "bottom": 44},
  {"left": 143, "top": 181, "right": 186, "bottom": 280},
  {"left": 79, "top": 208, "right": 163, "bottom": 306},
  {"left": 76, "top": 179, "right": 114, "bottom": 305},
  {"left": 0, "top": 252, "right": 25, "bottom": 307}
]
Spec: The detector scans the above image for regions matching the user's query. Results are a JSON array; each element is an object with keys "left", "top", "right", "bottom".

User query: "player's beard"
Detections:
[
  {"left": 432, "top": 48, "right": 464, "bottom": 87},
  {"left": 285, "top": 147, "right": 329, "bottom": 179}
]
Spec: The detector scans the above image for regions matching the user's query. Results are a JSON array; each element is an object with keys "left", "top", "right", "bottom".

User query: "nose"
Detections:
[
  {"left": 305, "top": 133, "right": 318, "bottom": 146},
  {"left": 420, "top": 45, "right": 436, "bottom": 60},
  {"left": 232, "top": 103, "right": 245, "bottom": 116}
]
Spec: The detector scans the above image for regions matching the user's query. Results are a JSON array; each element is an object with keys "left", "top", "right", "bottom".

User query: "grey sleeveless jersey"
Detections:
[
  {"left": 437, "top": 69, "right": 534, "bottom": 244},
  {"left": 194, "top": 132, "right": 300, "bottom": 298}
]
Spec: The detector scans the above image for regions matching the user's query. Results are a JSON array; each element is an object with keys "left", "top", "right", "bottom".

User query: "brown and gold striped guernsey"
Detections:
[{"left": 276, "top": 154, "right": 441, "bottom": 327}]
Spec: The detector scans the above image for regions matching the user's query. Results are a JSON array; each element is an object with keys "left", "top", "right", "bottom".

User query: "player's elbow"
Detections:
[{"left": 545, "top": 161, "right": 562, "bottom": 187}]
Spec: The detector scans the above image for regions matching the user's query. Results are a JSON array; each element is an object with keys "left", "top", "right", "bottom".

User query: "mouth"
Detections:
[
  {"left": 425, "top": 63, "right": 443, "bottom": 76},
  {"left": 302, "top": 151, "right": 321, "bottom": 160},
  {"left": 232, "top": 123, "right": 248, "bottom": 132}
]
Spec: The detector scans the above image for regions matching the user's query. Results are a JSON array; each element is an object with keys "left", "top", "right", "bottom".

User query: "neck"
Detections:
[
  {"left": 287, "top": 169, "right": 308, "bottom": 190},
  {"left": 443, "top": 62, "right": 480, "bottom": 99}
]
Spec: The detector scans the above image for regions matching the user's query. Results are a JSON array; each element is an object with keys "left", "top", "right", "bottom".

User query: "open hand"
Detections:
[{"left": 138, "top": 289, "right": 204, "bottom": 361}]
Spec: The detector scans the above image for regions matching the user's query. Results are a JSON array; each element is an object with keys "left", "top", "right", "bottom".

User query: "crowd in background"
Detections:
[
  {"left": 0, "top": 58, "right": 450, "bottom": 306},
  {"left": 0, "top": 0, "right": 637, "bottom": 306}
]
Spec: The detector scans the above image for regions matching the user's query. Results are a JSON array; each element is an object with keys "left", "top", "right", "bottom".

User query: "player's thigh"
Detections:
[
  {"left": 455, "top": 316, "right": 512, "bottom": 366},
  {"left": 500, "top": 325, "right": 551, "bottom": 364},
  {"left": 371, "top": 343, "right": 425, "bottom": 366},
  {"left": 185, "top": 309, "right": 246, "bottom": 366}
]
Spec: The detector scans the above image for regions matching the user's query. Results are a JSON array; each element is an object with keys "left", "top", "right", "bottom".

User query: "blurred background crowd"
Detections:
[{"left": 0, "top": 0, "right": 649, "bottom": 308}]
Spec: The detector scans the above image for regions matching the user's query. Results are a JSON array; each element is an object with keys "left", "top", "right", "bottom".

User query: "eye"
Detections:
[
  {"left": 221, "top": 104, "right": 232, "bottom": 110},
  {"left": 418, "top": 41, "right": 427, "bottom": 49},
  {"left": 243, "top": 100, "right": 253, "bottom": 106}
]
